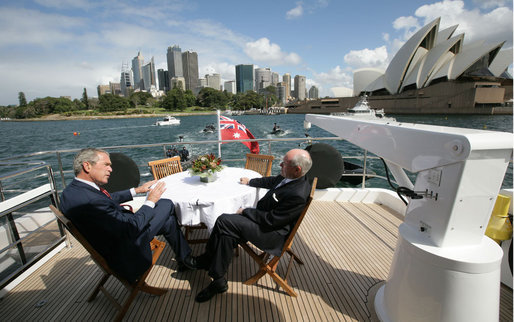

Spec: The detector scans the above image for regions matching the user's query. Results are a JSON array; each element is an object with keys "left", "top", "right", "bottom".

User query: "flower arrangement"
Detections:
[{"left": 189, "top": 153, "right": 223, "bottom": 179}]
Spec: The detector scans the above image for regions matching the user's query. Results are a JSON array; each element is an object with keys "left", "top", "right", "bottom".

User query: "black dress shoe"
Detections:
[
  {"left": 177, "top": 255, "right": 197, "bottom": 272},
  {"left": 195, "top": 278, "right": 228, "bottom": 303}
]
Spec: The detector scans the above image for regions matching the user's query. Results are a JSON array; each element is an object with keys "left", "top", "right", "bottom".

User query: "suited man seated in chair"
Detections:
[
  {"left": 60, "top": 148, "right": 196, "bottom": 284},
  {"left": 194, "top": 148, "right": 313, "bottom": 302}
]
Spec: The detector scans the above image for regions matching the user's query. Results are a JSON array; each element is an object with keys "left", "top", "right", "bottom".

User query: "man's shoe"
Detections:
[
  {"left": 195, "top": 278, "right": 228, "bottom": 303},
  {"left": 177, "top": 255, "right": 197, "bottom": 272}
]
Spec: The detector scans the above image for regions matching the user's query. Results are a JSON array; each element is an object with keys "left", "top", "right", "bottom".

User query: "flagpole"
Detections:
[{"left": 217, "top": 110, "right": 221, "bottom": 158}]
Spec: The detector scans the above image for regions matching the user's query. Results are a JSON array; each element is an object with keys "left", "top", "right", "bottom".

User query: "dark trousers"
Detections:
[
  {"left": 144, "top": 199, "right": 191, "bottom": 261},
  {"left": 204, "top": 213, "right": 284, "bottom": 280}
]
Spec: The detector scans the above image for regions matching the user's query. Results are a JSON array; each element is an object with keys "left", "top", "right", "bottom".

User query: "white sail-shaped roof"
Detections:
[
  {"left": 449, "top": 41, "right": 504, "bottom": 79},
  {"left": 353, "top": 68, "right": 385, "bottom": 96},
  {"left": 436, "top": 25, "right": 458, "bottom": 44},
  {"left": 489, "top": 48, "right": 513, "bottom": 77},
  {"left": 364, "top": 74, "right": 388, "bottom": 92},
  {"left": 384, "top": 17, "right": 440, "bottom": 94}
]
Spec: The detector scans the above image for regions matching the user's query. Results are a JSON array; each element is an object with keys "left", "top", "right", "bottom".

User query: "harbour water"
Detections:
[{"left": 0, "top": 113, "right": 512, "bottom": 191}]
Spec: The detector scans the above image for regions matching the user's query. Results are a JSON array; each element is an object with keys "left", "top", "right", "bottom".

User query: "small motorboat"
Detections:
[
  {"left": 270, "top": 128, "right": 285, "bottom": 135},
  {"left": 155, "top": 116, "right": 180, "bottom": 126},
  {"left": 331, "top": 95, "right": 395, "bottom": 121},
  {"left": 203, "top": 124, "right": 216, "bottom": 133}
]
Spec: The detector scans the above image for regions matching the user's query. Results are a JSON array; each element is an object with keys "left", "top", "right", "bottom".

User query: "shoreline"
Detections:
[{"left": 3, "top": 111, "right": 218, "bottom": 122}]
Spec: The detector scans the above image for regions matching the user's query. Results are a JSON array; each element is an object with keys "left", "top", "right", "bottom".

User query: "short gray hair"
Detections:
[
  {"left": 73, "top": 148, "right": 109, "bottom": 176},
  {"left": 290, "top": 149, "right": 312, "bottom": 176}
]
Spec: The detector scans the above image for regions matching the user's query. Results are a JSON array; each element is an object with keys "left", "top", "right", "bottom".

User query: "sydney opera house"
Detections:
[{"left": 290, "top": 17, "right": 512, "bottom": 114}]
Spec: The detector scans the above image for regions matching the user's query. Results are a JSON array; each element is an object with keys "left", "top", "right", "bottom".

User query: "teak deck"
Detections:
[{"left": 1, "top": 201, "right": 512, "bottom": 321}]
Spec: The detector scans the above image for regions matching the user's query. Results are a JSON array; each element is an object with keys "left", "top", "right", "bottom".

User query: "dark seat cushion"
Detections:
[
  {"left": 304, "top": 143, "right": 344, "bottom": 189},
  {"left": 103, "top": 152, "right": 140, "bottom": 193}
]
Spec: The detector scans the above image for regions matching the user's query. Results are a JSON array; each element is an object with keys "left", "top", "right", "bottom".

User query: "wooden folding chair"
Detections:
[
  {"left": 240, "top": 177, "right": 317, "bottom": 297},
  {"left": 245, "top": 153, "right": 274, "bottom": 177},
  {"left": 148, "top": 156, "right": 183, "bottom": 180},
  {"left": 49, "top": 205, "right": 167, "bottom": 322}
]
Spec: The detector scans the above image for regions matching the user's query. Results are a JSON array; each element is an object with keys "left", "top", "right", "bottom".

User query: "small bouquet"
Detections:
[{"left": 189, "top": 153, "right": 223, "bottom": 181}]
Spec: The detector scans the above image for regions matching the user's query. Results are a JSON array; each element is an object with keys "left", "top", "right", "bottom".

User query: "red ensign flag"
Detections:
[{"left": 219, "top": 116, "right": 259, "bottom": 154}]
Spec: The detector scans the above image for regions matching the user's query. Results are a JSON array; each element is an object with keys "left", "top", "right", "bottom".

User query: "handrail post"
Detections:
[
  {"left": 361, "top": 150, "right": 368, "bottom": 188},
  {"left": 56, "top": 152, "right": 66, "bottom": 189}
]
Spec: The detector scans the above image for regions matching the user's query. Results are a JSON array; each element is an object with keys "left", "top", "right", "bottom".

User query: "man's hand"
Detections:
[
  {"left": 135, "top": 180, "right": 157, "bottom": 194},
  {"left": 239, "top": 177, "right": 250, "bottom": 185},
  {"left": 146, "top": 181, "right": 166, "bottom": 203},
  {"left": 236, "top": 207, "right": 244, "bottom": 215}
]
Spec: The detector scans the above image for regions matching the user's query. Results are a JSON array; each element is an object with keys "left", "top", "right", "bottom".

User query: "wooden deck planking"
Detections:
[{"left": 0, "top": 200, "right": 512, "bottom": 321}]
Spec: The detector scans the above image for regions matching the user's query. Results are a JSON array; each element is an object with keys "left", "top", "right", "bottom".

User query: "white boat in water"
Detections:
[
  {"left": 155, "top": 115, "right": 180, "bottom": 126},
  {"left": 331, "top": 95, "right": 394, "bottom": 121},
  {"left": 0, "top": 115, "right": 512, "bottom": 321}
]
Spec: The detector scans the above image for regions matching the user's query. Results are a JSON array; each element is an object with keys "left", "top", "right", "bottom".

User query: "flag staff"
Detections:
[{"left": 217, "top": 110, "right": 221, "bottom": 158}]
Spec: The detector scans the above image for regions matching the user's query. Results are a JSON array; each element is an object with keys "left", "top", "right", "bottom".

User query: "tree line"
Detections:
[{"left": 0, "top": 85, "right": 279, "bottom": 119}]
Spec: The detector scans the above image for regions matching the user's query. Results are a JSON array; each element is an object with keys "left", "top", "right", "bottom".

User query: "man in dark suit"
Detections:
[
  {"left": 60, "top": 148, "right": 195, "bottom": 283},
  {"left": 194, "top": 148, "right": 313, "bottom": 302}
]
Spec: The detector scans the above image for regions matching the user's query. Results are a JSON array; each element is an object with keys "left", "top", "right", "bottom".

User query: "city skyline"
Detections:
[{"left": 0, "top": 0, "right": 512, "bottom": 105}]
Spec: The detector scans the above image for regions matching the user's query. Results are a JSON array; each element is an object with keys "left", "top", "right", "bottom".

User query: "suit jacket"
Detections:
[
  {"left": 244, "top": 175, "right": 311, "bottom": 237},
  {"left": 59, "top": 179, "right": 158, "bottom": 282}
]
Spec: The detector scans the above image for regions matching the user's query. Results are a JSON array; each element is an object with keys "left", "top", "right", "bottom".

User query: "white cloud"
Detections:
[
  {"left": 473, "top": 0, "right": 508, "bottom": 9},
  {"left": 244, "top": 38, "right": 301, "bottom": 66},
  {"left": 312, "top": 66, "right": 353, "bottom": 93},
  {"left": 34, "top": 0, "right": 91, "bottom": 9},
  {"left": 344, "top": 46, "right": 388, "bottom": 69},
  {"left": 286, "top": 3, "right": 303, "bottom": 19}
]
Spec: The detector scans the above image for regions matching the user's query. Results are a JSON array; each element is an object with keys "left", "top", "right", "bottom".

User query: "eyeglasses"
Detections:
[{"left": 280, "top": 160, "right": 296, "bottom": 168}]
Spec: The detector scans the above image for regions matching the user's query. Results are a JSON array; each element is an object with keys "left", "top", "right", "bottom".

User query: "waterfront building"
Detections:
[
  {"left": 97, "top": 84, "right": 110, "bottom": 96},
  {"left": 272, "top": 72, "right": 279, "bottom": 86},
  {"left": 120, "top": 62, "right": 132, "bottom": 97},
  {"left": 224, "top": 80, "right": 236, "bottom": 94},
  {"left": 182, "top": 50, "right": 199, "bottom": 92},
  {"left": 294, "top": 75, "right": 306, "bottom": 101},
  {"left": 290, "top": 17, "right": 512, "bottom": 114},
  {"left": 131, "top": 51, "right": 144, "bottom": 90},
  {"left": 309, "top": 85, "right": 319, "bottom": 99},
  {"left": 171, "top": 76, "right": 186, "bottom": 90},
  {"left": 167, "top": 45, "right": 183, "bottom": 85},
  {"left": 283, "top": 73, "right": 291, "bottom": 100},
  {"left": 277, "top": 83, "right": 286, "bottom": 105},
  {"left": 236, "top": 64, "right": 254, "bottom": 93},
  {"left": 195, "top": 78, "right": 207, "bottom": 96},
  {"left": 255, "top": 67, "right": 272, "bottom": 93},
  {"left": 157, "top": 69, "right": 169, "bottom": 92},
  {"left": 109, "top": 82, "right": 121, "bottom": 96},
  {"left": 142, "top": 57, "right": 156, "bottom": 91},
  {"left": 206, "top": 73, "right": 221, "bottom": 91}
]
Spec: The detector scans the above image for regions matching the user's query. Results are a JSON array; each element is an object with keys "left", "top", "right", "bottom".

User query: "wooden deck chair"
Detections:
[
  {"left": 240, "top": 177, "right": 317, "bottom": 297},
  {"left": 148, "top": 156, "right": 183, "bottom": 180},
  {"left": 49, "top": 205, "right": 167, "bottom": 322},
  {"left": 245, "top": 153, "right": 274, "bottom": 177}
]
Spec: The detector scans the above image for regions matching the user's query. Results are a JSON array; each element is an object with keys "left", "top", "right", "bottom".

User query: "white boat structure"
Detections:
[
  {"left": 155, "top": 115, "right": 180, "bottom": 126},
  {"left": 0, "top": 116, "right": 512, "bottom": 321},
  {"left": 331, "top": 95, "right": 394, "bottom": 121}
]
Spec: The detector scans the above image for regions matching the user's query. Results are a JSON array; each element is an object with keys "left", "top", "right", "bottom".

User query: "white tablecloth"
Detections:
[{"left": 159, "top": 167, "right": 265, "bottom": 231}]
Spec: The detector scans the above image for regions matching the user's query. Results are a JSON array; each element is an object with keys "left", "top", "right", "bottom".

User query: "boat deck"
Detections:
[{"left": 1, "top": 201, "right": 512, "bottom": 321}]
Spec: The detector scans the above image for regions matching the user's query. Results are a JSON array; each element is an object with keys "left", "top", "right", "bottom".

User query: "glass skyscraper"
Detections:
[
  {"left": 182, "top": 50, "right": 198, "bottom": 92},
  {"left": 236, "top": 64, "right": 254, "bottom": 93}
]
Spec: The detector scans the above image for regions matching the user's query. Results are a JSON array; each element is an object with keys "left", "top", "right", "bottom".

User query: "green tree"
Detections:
[
  {"left": 162, "top": 87, "right": 187, "bottom": 111},
  {"left": 197, "top": 87, "right": 228, "bottom": 108},
  {"left": 129, "top": 91, "right": 153, "bottom": 107},
  {"left": 18, "top": 92, "right": 27, "bottom": 107},
  {"left": 262, "top": 85, "right": 278, "bottom": 108},
  {"left": 233, "top": 91, "right": 263, "bottom": 110},
  {"left": 98, "top": 94, "right": 130, "bottom": 112},
  {"left": 82, "top": 88, "right": 89, "bottom": 109},
  {"left": 184, "top": 89, "right": 196, "bottom": 107}
]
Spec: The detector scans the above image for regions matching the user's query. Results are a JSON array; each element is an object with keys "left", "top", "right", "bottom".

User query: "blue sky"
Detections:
[{"left": 0, "top": 0, "right": 512, "bottom": 105}]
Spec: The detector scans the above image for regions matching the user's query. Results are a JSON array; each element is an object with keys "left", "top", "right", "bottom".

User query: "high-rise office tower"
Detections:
[
  {"left": 294, "top": 75, "right": 306, "bottom": 101},
  {"left": 271, "top": 72, "right": 279, "bottom": 86},
  {"left": 206, "top": 73, "right": 221, "bottom": 91},
  {"left": 254, "top": 67, "right": 271, "bottom": 93},
  {"left": 157, "top": 69, "right": 169, "bottom": 92},
  {"left": 167, "top": 45, "right": 183, "bottom": 86},
  {"left": 120, "top": 62, "right": 132, "bottom": 97},
  {"left": 282, "top": 73, "right": 291, "bottom": 100},
  {"left": 309, "top": 85, "right": 319, "bottom": 99},
  {"left": 224, "top": 81, "right": 236, "bottom": 94},
  {"left": 131, "top": 51, "right": 144, "bottom": 90},
  {"left": 182, "top": 50, "right": 198, "bottom": 92},
  {"left": 236, "top": 64, "right": 254, "bottom": 93},
  {"left": 277, "top": 83, "right": 286, "bottom": 105},
  {"left": 142, "top": 57, "right": 156, "bottom": 91}
]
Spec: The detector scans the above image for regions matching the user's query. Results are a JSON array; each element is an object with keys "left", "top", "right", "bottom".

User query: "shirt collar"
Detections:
[{"left": 75, "top": 177, "right": 100, "bottom": 191}]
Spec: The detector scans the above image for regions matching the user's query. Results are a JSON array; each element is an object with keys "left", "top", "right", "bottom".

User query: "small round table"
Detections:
[{"left": 159, "top": 167, "right": 265, "bottom": 231}]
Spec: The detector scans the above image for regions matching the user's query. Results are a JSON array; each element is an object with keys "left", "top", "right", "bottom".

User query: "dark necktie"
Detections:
[{"left": 100, "top": 187, "right": 111, "bottom": 199}]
